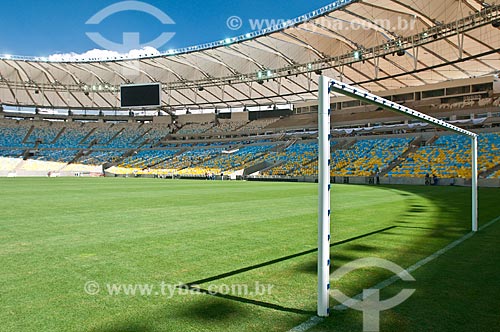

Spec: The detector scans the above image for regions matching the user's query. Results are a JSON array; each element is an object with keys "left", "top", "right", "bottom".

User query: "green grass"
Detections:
[{"left": 0, "top": 178, "right": 498, "bottom": 332}]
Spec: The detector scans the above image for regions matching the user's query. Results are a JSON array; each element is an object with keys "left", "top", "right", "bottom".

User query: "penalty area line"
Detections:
[{"left": 286, "top": 215, "right": 500, "bottom": 332}]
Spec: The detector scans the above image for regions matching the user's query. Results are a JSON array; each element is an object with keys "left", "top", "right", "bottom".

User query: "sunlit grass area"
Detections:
[{"left": 0, "top": 178, "right": 498, "bottom": 331}]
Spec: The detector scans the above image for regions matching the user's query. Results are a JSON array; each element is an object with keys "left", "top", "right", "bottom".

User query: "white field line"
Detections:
[
  {"left": 478, "top": 215, "right": 500, "bottom": 231},
  {"left": 287, "top": 215, "right": 500, "bottom": 332},
  {"left": 287, "top": 316, "right": 325, "bottom": 332}
]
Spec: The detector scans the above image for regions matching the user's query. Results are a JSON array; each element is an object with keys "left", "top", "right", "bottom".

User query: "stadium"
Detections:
[{"left": 0, "top": 1, "right": 499, "bottom": 331}]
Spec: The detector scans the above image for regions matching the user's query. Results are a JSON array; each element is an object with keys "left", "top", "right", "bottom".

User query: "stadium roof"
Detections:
[{"left": 0, "top": 0, "right": 499, "bottom": 110}]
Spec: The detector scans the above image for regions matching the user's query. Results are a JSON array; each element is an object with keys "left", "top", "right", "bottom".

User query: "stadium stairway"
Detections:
[
  {"left": 79, "top": 128, "right": 96, "bottom": 145},
  {"left": 102, "top": 149, "right": 137, "bottom": 170},
  {"left": 170, "top": 122, "right": 182, "bottom": 133},
  {"left": 380, "top": 137, "right": 421, "bottom": 176},
  {"left": 268, "top": 139, "right": 295, "bottom": 153},
  {"left": 243, "top": 160, "right": 277, "bottom": 176},
  {"left": 233, "top": 121, "right": 250, "bottom": 132},
  {"left": 21, "top": 149, "right": 31, "bottom": 161},
  {"left": 285, "top": 139, "right": 298, "bottom": 149},
  {"left": 332, "top": 139, "right": 346, "bottom": 149},
  {"left": 13, "top": 159, "right": 28, "bottom": 172},
  {"left": 22, "top": 125, "right": 35, "bottom": 144},
  {"left": 269, "top": 142, "right": 286, "bottom": 153},
  {"left": 339, "top": 139, "right": 357, "bottom": 150},
  {"left": 32, "top": 139, "right": 41, "bottom": 151},
  {"left": 107, "top": 128, "right": 125, "bottom": 146},
  {"left": 253, "top": 161, "right": 285, "bottom": 176},
  {"left": 425, "top": 135, "right": 439, "bottom": 145},
  {"left": 132, "top": 127, "right": 151, "bottom": 145},
  {"left": 139, "top": 137, "right": 157, "bottom": 149},
  {"left": 178, "top": 148, "right": 223, "bottom": 170},
  {"left": 88, "top": 139, "right": 99, "bottom": 148},
  {"left": 147, "top": 148, "right": 187, "bottom": 169},
  {"left": 480, "top": 163, "right": 500, "bottom": 178},
  {"left": 51, "top": 127, "right": 66, "bottom": 144},
  {"left": 213, "top": 144, "right": 278, "bottom": 174},
  {"left": 332, "top": 139, "right": 352, "bottom": 150},
  {"left": 68, "top": 150, "right": 86, "bottom": 165}
]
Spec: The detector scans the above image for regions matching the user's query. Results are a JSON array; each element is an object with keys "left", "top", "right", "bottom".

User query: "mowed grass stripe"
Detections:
[{"left": 0, "top": 178, "right": 498, "bottom": 332}]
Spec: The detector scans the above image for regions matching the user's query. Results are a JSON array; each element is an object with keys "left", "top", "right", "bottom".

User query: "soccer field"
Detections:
[{"left": 0, "top": 178, "right": 498, "bottom": 332}]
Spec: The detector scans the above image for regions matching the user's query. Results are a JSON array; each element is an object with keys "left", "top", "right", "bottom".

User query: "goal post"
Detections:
[
  {"left": 317, "top": 75, "right": 478, "bottom": 317},
  {"left": 471, "top": 136, "right": 478, "bottom": 231},
  {"left": 317, "top": 75, "right": 331, "bottom": 317}
]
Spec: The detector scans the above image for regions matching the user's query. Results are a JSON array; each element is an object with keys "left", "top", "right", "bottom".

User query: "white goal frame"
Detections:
[{"left": 317, "top": 75, "right": 478, "bottom": 317}]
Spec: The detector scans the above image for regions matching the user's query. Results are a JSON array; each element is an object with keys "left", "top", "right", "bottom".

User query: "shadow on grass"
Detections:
[
  {"left": 311, "top": 185, "right": 500, "bottom": 332},
  {"left": 189, "top": 185, "right": 499, "bottom": 325},
  {"left": 92, "top": 322, "right": 152, "bottom": 332},
  {"left": 343, "top": 244, "right": 378, "bottom": 252},
  {"left": 93, "top": 185, "right": 499, "bottom": 331},
  {"left": 183, "top": 226, "right": 396, "bottom": 287},
  {"left": 177, "top": 186, "right": 488, "bottom": 317},
  {"left": 181, "top": 298, "right": 248, "bottom": 321},
  {"left": 179, "top": 286, "right": 315, "bottom": 315}
]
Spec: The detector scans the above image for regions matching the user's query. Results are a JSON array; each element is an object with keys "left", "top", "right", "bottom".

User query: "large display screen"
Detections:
[{"left": 120, "top": 83, "right": 161, "bottom": 108}]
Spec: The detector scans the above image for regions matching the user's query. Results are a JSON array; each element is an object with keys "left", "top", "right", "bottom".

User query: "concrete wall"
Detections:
[
  {"left": 0, "top": 158, "right": 103, "bottom": 177},
  {"left": 231, "top": 112, "right": 249, "bottom": 122},
  {"left": 152, "top": 115, "right": 172, "bottom": 124},
  {"left": 0, "top": 170, "right": 100, "bottom": 177},
  {"left": 177, "top": 113, "right": 215, "bottom": 125},
  {"left": 249, "top": 175, "right": 499, "bottom": 187}
]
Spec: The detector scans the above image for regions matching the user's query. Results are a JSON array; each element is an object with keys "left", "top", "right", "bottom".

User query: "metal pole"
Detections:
[
  {"left": 471, "top": 136, "right": 478, "bottom": 232},
  {"left": 317, "top": 76, "right": 331, "bottom": 317}
]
